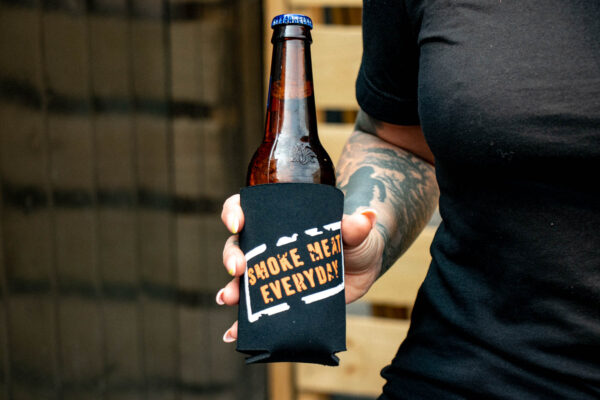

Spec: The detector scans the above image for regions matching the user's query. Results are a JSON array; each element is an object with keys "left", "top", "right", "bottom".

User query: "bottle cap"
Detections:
[{"left": 271, "top": 14, "right": 313, "bottom": 29}]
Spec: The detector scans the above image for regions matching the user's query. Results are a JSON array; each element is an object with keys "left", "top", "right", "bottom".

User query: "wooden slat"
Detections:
[
  {"left": 297, "top": 393, "right": 329, "bottom": 400},
  {"left": 172, "top": 115, "right": 239, "bottom": 199},
  {"left": 238, "top": 0, "right": 267, "bottom": 176},
  {"left": 131, "top": 5, "right": 178, "bottom": 396},
  {"left": 141, "top": 299, "right": 177, "bottom": 400},
  {"left": 362, "top": 226, "right": 435, "bottom": 308},
  {"left": 47, "top": 115, "right": 99, "bottom": 397},
  {"left": 97, "top": 210, "right": 143, "bottom": 398},
  {"left": 0, "top": 301, "right": 7, "bottom": 399},
  {"left": 131, "top": 19, "right": 167, "bottom": 100},
  {"left": 296, "top": 315, "right": 409, "bottom": 397},
  {"left": 89, "top": 15, "right": 130, "bottom": 99},
  {"left": 94, "top": 115, "right": 136, "bottom": 188},
  {"left": 170, "top": 15, "right": 229, "bottom": 105},
  {"left": 290, "top": 0, "right": 362, "bottom": 7},
  {"left": 178, "top": 305, "right": 211, "bottom": 399},
  {"left": 134, "top": 116, "right": 170, "bottom": 191},
  {"left": 58, "top": 297, "right": 104, "bottom": 400},
  {"left": 8, "top": 295, "right": 59, "bottom": 399},
  {"left": 311, "top": 26, "right": 361, "bottom": 110},
  {"left": 0, "top": 104, "right": 47, "bottom": 186},
  {"left": 0, "top": 174, "right": 10, "bottom": 400},
  {"left": 318, "top": 122, "right": 353, "bottom": 165},
  {"left": 263, "top": 0, "right": 286, "bottom": 93},
  {"left": 268, "top": 363, "right": 294, "bottom": 400},
  {"left": 43, "top": 11, "right": 89, "bottom": 98},
  {"left": 0, "top": 7, "right": 41, "bottom": 85}
]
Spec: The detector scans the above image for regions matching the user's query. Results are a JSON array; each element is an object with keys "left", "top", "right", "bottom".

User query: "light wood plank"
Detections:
[
  {"left": 297, "top": 393, "right": 329, "bottom": 400},
  {"left": 296, "top": 315, "right": 409, "bottom": 397},
  {"left": 362, "top": 226, "right": 436, "bottom": 307},
  {"left": 268, "top": 363, "right": 294, "bottom": 400},
  {"left": 311, "top": 26, "right": 362, "bottom": 110},
  {"left": 290, "top": 0, "right": 362, "bottom": 7},
  {"left": 318, "top": 122, "right": 353, "bottom": 165}
]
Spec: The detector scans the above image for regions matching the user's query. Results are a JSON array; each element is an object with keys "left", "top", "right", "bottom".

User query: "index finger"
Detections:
[{"left": 221, "top": 194, "right": 245, "bottom": 234}]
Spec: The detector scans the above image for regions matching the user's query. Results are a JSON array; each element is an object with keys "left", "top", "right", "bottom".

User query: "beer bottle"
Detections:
[{"left": 246, "top": 14, "right": 335, "bottom": 186}]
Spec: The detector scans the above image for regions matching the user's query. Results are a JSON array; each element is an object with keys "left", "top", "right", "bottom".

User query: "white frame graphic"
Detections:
[{"left": 244, "top": 221, "right": 345, "bottom": 323}]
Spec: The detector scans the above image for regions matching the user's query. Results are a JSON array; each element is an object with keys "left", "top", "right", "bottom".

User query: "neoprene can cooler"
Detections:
[{"left": 236, "top": 14, "right": 346, "bottom": 365}]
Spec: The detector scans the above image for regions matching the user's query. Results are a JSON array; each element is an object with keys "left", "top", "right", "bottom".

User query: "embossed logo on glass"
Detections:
[{"left": 291, "top": 143, "right": 316, "bottom": 165}]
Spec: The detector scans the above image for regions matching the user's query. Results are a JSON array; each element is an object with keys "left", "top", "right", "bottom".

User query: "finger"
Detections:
[
  {"left": 342, "top": 209, "right": 378, "bottom": 247},
  {"left": 215, "top": 277, "right": 240, "bottom": 306},
  {"left": 223, "top": 320, "right": 238, "bottom": 343},
  {"left": 222, "top": 235, "right": 245, "bottom": 276},
  {"left": 221, "top": 194, "right": 245, "bottom": 234}
]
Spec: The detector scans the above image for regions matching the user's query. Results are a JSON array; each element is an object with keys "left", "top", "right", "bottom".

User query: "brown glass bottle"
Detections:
[{"left": 246, "top": 15, "right": 335, "bottom": 186}]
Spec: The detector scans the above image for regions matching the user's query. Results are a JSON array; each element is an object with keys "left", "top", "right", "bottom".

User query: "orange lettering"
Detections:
[
  {"left": 269, "top": 281, "right": 283, "bottom": 300},
  {"left": 290, "top": 248, "right": 304, "bottom": 267},
  {"left": 266, "top": 256, "right": 280, "bottom": 275},
  {"left": 292, "top": 273, "right": 308, "bottom": 292},
  {"left": 281, "top": 276, "right": 295, "bottom": 296},
  {"left": 260, "top": 284, "right": 273, "bottom": 304},
  {"left": 315, "top": 266, "right": 327, "bottom": 285},
  {"left": 248, "top": 267, "right": 256, "bottom": 286},
  {"left": 302, "top": 269, "right": 316, "bottom": 288},
  {"left": 321, "top": 238, "right": 331, "bottom": 258},
  {"left": 326, "top": 263, "right": 335, "bottom": 281},
  {"left": 330, "top": 235, "right": 339, "bottom": 255},
  {"left": 254, "top": 261, "right": 269, "bottom": 280},
  {"left": 307, "top": 242, "right": 324, "bottom": 262},
  {"left": 330, "top": 259, "right": 339, "bottom": 277},
  {"left": 277, "top": 252, "right": 294, "bottom": 272}
]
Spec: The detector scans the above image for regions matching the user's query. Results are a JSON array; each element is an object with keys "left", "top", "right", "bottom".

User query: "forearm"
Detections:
[{"left": 336, "top": 115, "right": 439, "bottom": 276}]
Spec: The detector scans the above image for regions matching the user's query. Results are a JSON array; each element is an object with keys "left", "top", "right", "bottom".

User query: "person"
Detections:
[{"left": 218, "top": 0, "right": 600, "bottom": 398}]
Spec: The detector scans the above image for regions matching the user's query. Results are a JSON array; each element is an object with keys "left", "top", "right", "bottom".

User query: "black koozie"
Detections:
[{"left": 237, "top": 183, "right": 346, "bottom": 365}]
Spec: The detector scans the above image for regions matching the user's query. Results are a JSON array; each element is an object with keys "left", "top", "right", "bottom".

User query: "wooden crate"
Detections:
[{"left": 262, "top": 1, "right": 436, "bottom": 399}]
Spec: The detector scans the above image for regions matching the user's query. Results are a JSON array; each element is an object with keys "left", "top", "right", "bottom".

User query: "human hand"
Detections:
[{"left": 217, "top": 194, "right": 383, "bottom": 343}]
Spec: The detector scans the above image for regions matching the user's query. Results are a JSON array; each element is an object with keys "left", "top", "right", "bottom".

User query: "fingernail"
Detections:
[
  {"left": 361, "top": 208, "right": 378, "bottom": 226},
  {"left": 223, "top": 329, "right": 236, "bottom": 343},
  {"left": 227, "top": 258, "right": 237, "bottom": 276},
  {"left": 230, "top": 215, "right": 239, "bottom": 234},
  {"left": 215, "top": 288, "right": 225, "bottom": 306}
]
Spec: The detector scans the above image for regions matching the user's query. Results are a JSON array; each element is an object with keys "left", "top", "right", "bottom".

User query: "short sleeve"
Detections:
[{"left": 356, "top": 0, "right": 420, "bottom": 125}]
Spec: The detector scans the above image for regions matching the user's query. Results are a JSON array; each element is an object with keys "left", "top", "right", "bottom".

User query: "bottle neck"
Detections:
[{"left": 264, "top": 25, "right": 317, "bottom": 142}]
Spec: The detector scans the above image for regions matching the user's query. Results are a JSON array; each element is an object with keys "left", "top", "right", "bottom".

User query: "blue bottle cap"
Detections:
[{"left": 271, "top": 14, "right": 313, "bottom": 29}]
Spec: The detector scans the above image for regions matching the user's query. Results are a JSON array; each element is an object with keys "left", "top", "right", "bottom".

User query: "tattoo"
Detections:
[{"left": 337, "top": 112, "right": 439, "bottom": 276}]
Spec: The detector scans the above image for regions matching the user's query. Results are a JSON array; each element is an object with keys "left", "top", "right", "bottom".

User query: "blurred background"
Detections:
[
  {"left": 0, "top": 0, "right": 264, "bottom": 398},
  {"left": 0, "top": 1, "right": 436, "bottom": 399}
]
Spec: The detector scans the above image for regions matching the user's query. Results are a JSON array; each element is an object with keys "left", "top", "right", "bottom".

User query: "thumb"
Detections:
[{"left": 342, "top": 209, "right": 378, "bottom": 247}]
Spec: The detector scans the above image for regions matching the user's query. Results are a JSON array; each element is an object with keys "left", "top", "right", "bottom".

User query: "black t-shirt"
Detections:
[{"left": 356, "top": 0, "right": 600, "bottom": 398}]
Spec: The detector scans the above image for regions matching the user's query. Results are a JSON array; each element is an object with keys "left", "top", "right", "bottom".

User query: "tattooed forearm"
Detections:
[{"left": 337, "top": 112, "right": 439, "bottom": 277}]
